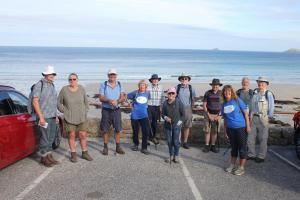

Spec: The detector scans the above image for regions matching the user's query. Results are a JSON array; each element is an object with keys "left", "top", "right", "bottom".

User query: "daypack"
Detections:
[
  {"left": 176, "top": 84, "right": 193, "bottom": 106},
  {"left": 104, "top": 81, "right": 121, "bottom": 96},
  {"left": 27, "top": 80, "right": 43, "bottom": 114},
  {"left": 236, "top": 89, "right": 254, "bottom": 99},
  {"left": 293, "top": 111, "right": 300, "bottom": 129},
  {"left": 253, "top": 88, "right": 275, "bottom": 102}
]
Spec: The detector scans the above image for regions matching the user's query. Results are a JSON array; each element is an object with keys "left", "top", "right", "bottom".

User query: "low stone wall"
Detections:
[{"left": 84, "top": 118, "right": 295, "bottom": 146}]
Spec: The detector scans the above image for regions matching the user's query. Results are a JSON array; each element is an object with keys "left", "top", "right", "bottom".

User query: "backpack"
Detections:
[
  {"left": 293, "top": 111, "right": 300, "bottom": 129},
  {"left": 104, "top": 81, "right": 121, "bottom": 96},
  {"left": 253, "top": 88, "right": 275, "bottom": 102},
  {"left": 236, "top": 89, "right": 254, "bottom": 98},
  {"left": 176, "top": 84, "right": 193, "bottom": 106},
  {"left": 27, "top": 80, "right": 43, "bottom": 114}
]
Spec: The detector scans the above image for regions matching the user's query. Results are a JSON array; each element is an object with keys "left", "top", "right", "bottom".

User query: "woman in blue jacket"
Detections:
[{"left": 221, "top": 85, "right": 250, "bottom": 176}]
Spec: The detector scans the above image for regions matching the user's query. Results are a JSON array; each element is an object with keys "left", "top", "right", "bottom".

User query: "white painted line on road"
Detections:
[
  {"left": 179, "top": 157, "right": 203, "bottom": 200},
  {"left": 269, "top": 149, "right": 300, "bottom": 172},
  {"left": 15, "top": 156, "right": 65, "bottom": 200}
]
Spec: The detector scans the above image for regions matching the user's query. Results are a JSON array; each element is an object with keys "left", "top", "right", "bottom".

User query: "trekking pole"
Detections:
[
  {"left": 216, "top": 121, "right": 220, "bottom": 152},
  {"left": 170, "top": 123, "right": 173, "bottom": 167}
]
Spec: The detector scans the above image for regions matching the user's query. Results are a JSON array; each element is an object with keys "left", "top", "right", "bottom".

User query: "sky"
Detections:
[{"left": 0, "top": 0, "right": 299, "bottom": 51}]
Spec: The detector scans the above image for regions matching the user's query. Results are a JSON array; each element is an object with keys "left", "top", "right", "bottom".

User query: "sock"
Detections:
[
  {"left": 116, "top": 143, "right": 120, "bottom": 148},
  {"left": 104, "top": 143, "right": 108, "bottom": 148}
]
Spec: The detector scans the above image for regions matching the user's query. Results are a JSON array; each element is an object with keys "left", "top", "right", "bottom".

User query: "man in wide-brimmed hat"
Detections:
[
  {"left": 247, "top": 76, "right": 274, "bottom": 163},
  {"left": 32, "top": 66, "right": 60, "bottom": 167},
  {"left": 202, "top": 78, "right": 223, "bottom": 153},
  {"left": 175, "top": 73, "right": 196, "bottom": 149},
  {"left": 147, "top": 74, "right": 164, "bottom": 145}
]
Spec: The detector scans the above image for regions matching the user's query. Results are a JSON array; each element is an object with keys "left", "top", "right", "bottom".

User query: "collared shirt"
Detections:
[
  {"left": 176, "top": 84, "right": 196, "bottom": 107},
  {"left": 32, "top": 78, "right": 57, "bottom": 118},
  {"left": 147, "top": 84, "right": 164, "bottom": 106},
  {"left": 99, "top": 81, "right": 124, "bottom": 109},
  {"left": 250, "top": 89, "right": 274, "bottom": 117}
]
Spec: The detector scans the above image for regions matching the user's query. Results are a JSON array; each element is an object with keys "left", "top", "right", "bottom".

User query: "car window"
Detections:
[
  {"left": 0, "top": 91, "right": 14, "bottom": 116},
  {"left": 7, "top": 91, "right": 28, "bottom": 114}
]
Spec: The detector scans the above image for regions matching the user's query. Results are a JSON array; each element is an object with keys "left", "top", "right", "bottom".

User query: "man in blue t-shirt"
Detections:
[{"left": 127, "top": 80, "right": 151, "bottom": 155}]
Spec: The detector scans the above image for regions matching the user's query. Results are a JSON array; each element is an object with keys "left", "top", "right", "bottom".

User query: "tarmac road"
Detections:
[{"left": 1, "top": 138, "right": 299, "bottom": 200}]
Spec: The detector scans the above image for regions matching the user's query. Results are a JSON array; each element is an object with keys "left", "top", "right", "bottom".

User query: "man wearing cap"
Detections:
[
  {"left": 32, "top": 66, "right": 59, "bottom": 167},
  {"left": 202, "top": 78, "right": 222, "bottom": 153},
  {"left": 176, "top": 73, "right": 196, "bottom": 149},
  {"left": 147, "top": 74, "right": 164, "bottom": 145},
  {"left": 99, "top": 69, "right": 126, "bottom": 155},
  {"left": 247, "top": 77, "right": 274, "bottom": 163}
]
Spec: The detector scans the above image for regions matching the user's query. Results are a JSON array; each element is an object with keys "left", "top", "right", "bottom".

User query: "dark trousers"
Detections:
[
  {"left": 131, "top": 118, "right": 150, "bottom": 149},
  {"left": 227, "top": 127, "right": 248, "bottom": 159},
  {"left": 147, "top": 106, "right": 160, "bottom": 138}
]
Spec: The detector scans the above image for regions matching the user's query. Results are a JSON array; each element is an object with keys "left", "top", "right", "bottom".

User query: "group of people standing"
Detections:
[{"left": 31, "top": 66, "right": 275, "bottom": 176}]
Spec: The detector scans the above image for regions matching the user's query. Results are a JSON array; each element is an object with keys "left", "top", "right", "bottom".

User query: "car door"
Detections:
[
  {"left": 0, "top": 91, "right": 17, "bottom": 169},
  {"left": 6, "top": 91, "right": 38, "bottom": 159}
]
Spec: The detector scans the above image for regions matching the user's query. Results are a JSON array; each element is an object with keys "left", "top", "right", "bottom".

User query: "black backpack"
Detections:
[{"left": 253, "top": 88, "right": 275, "bottom": 102}]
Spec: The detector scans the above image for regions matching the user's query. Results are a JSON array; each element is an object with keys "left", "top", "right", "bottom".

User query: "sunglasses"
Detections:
[
  {"left": 168, "top": 92, "right": 175, "bottom": 95},
  {"left": 69, "top": 78, "right": 77, "bottom": 81},
  {"left": 180, "top": 77, "right": 189, "bottom": 81}
]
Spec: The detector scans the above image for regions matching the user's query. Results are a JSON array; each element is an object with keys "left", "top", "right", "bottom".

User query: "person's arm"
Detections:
[
  {"left": 57, "top": 88, "right": 65, "bottom": 113},
  {"left": 243, "top": 109, "right": 251, "bottom": 134},
  {"left": 32, "top": 82, "right": 46, "bottom": 125},
  {"left": 192, "top": 88, "right": 196, "bottom": 107},
  {"left": 267, "top": 92, "right": 275, "bottom": 118},
  {"left": 83, "top": 87, "right": 89, "bottom": 112},
  {"left": 161, "top": 102, "right": 171, "bottom": 123},
  {"left": 224, "top": 120, "right": 228, "bottom": 139}
]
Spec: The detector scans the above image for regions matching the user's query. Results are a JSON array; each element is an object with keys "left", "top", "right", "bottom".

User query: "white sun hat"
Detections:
[
  {"left": 42, "top": 65, "right": 56, "bottom": 76},
  {"left": 108, "top": 68, "right": 118, "bottom": 75}
]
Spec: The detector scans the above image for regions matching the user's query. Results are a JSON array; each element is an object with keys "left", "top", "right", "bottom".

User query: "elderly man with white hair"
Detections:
[{"left": 236, "top": 77, "right": 254, "bottom": 107}]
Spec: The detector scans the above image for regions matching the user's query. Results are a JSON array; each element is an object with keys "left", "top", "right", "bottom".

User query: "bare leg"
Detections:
[
  {"left": 79, "top": 131, "right": 88, "bottom": 151},
  {"left": 211, "top": 132, "right": 217, "bottom": 145},
  {"left": 204, "top": 132, "right": 211, "bottom": 145},
  {"left": 183, "top": 128, "right": 190, "bottom": 143},
  {"left": 68, "top": 131, "right": 76, "bottom": 152}
]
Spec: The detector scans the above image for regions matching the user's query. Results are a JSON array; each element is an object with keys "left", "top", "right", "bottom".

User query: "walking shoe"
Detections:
[
  {"left": 225, "top": 164, "right": 236, "bottom": 173},
  {"left": 182, "top": 143, "right": 190, "bottom": 149},
  {"left": 47, "top": 153, "right": 60, "bottom": 165},
  {"left": 116, "top": 146, "right": 125, "bottom": 155},
  {"left": 147, "top": 141, "right": 150, "bottom": 146},
  {"left": 150, "top": 138, "right": 159, "bottom": 145},
  {"left": 131, "top": 145, "right": 138, "bottom": 151},
  {"left": 255, "top": 157, "right": 265, "bottom": 163},
  {"left": 82, "top": 151, "right": 93, "bottom": 161},
  {"left": 141, "top": 149, "right": 150, "bottom": 155},
  {"left": 233, "top": 166, "right": 245, "bottom": 176},
  {"left": 41, "top": 156, "right": 54, "bottom": 167},
  {"left": 210, "top": 145, "right": 219, "bottom": 153},
  {"left": 165, "top": 158, "right": 171, "bottom": 163},
  {"left": 172, "top": 157, "right": 179, "bottom": 164},
  {"left": 202, "top": 145, "right": 210, "bottom": 153},
  {"left": 70, "top": 152, "right": 78, "bottom": 163},
  {"left": 246, "top": 156, "right": 256, "bottom": 161},
  {"left": 102, "top": 147, "right": 108, "bottom": 156}
]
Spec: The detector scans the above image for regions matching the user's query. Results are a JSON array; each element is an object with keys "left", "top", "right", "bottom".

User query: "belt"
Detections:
[{"left": 102, "top": 107, "right": 120, "bottom": 112}]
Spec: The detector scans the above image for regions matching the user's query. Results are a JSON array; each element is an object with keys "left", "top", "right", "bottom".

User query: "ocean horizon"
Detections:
[{"left": 0, "top": 46, "right": 299, "bottom": 95}]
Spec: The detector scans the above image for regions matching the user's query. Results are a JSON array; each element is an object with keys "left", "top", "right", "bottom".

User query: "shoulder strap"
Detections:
[
  {"left": 236, "top": 89, "right": 242, "bottom": 97},
  {"left": 176, "top": 84, "right": 181, "bottom": 96},
  {"left": 117, "top": 81, "right": 121, "bottom": 94},
  {"left": 104, "top": 81, "right": 108, "bottom": 95}
]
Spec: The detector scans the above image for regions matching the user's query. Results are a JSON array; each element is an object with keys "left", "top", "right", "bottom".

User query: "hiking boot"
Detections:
[
  {"left": 147, "top": 141, "right": 150, "bottom": 146},
  {"left": 47, "top": 153, "right": 60, "bottom": 165},
  {"left": 210, "top": 145, "right": 219, "bottom": 153},
  {"left": 225, "top": 164, "right": 236, "bottom": 173},
  {"left": 70, "top": 152, "right": 78, "bottom": 163},
  {"left": 41, "top": 156, "right": 54, "bottom": 167},
  {"left": 233, "top": 166, "right": 245, "bottom": 176},
  {"left": 255, "top": 157, "right": 265, "bottom": 163},
  {"left": 116, "top": 146, "right": 125, "bottom": 155},
  {"left": 102, "top": 147, "right": 108, "bottom": 156},
  {"left": 150, "top": 138, "right": 159, "bottom": 145},
  {"left": 247, "top": 156, "right": 256, "bottom": 161},
  {"left": 82, "top": 151, "right": 93, "bottom": 161},
  {"left": 202, "top": 145, "right": 210, "bottom": 153},
  {"left": 141, "top": 149, "right": 150, "bottom": 155},
  {"left": 131, "top": 145, "right": 138, "bottom": 151},
  {"left": 172, "top": 157, "right": 179, "bottom": 164},
  {"left": 182, "top": 143, "right": 190, "bottom": 149}
]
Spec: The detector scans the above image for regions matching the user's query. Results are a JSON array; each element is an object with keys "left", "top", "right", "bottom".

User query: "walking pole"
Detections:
[
  {"left": 170, "top": 123, "right": 173, "bottom": 167},
  {"left": 216, "top": 121, "right": 220, "bottom": 152}
]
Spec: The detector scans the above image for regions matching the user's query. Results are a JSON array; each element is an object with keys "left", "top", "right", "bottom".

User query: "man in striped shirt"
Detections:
[{"left": 147, "top": 74, "right": 165, "bottom": 145}]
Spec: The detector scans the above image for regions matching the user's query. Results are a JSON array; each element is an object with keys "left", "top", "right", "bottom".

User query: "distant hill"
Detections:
[{"left": 284, "top": 48, "right": 300, "bottom": 54}]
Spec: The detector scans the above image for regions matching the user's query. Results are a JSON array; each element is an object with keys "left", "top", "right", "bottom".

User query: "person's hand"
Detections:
[
  {"left": 110, "top": 100, "right": 118, "bottom": 107},
  {"left": 246, "top": 126, "right": 251, "bottom": 134},
  {"left": 208, "top": 113, "right": 214, "bottom": 122},
  {"left": 39, "top": 117, "right": 46, "bottom": 126},
  {"left": 165, "top": 116, "right": 172, "bottom": 123},
  {"left": 224, "top": 134, "right": 229, "bottom": 140},
  {"left": 214, "top": 115, "right": 221, "bottom": 121},
  {"left": 56, "top": 117, "right": 59, "bottom": 124}
]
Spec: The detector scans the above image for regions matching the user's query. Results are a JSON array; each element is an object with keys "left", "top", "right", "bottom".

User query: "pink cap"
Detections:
[{"left": 167, "top": 87, "right": 177, "bottom": 94}]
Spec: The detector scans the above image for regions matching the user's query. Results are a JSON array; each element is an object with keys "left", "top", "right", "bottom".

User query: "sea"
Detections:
[{"left": 0, "top": 46, "right": 299, "bottom": 96}]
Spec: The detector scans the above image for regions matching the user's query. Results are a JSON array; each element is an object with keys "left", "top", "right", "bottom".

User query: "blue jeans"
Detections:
[
  {"left": 164, "top": 124, "right": 181, "bottom": 156},
  {"left": 38, "top": 118, "right": 57, "bottom": 156}
]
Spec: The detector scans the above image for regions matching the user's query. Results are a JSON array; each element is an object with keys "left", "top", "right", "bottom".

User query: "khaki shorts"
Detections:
[
  {"left": 204, "top": 114, "right": 220, "bottom": 133},
  {"left": 64, "top": 120, "right": 88, "bottom": 133},
  {"left": 182, "top": 107, "right": 193, "bottom": 128}
]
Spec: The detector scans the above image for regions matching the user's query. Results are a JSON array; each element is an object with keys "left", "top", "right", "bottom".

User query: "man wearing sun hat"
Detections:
[
  {"left": 247, "top": 76, "right": 275, "bottom": 163},
  {"left": 176, "top": 73, "right": 196, "bottom": 149},
  {"left": 32, "top": 66, "right": 59, "bottom": 167},
  {"left": 147, "top": 74, "right": 164, "bottom": 145},
  {"left": 202, "top": 78, "right": 223, "bottom": 153},
  {"left": 99, "top": 68, "right": 126, "bottom": 156}
]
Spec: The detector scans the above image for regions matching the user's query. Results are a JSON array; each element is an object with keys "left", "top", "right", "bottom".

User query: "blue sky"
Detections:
[{"left": 0, "top": 0, "right": 299, "bottom": 51}]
